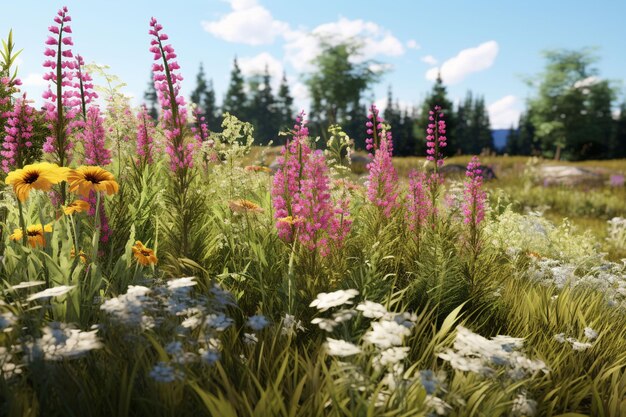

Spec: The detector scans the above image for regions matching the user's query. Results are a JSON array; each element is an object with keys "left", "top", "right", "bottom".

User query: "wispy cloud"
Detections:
[
  {"left": 426, "top": 41, "right": 499, "bottom": 85},
  {"left": 488, "top": 95, "right": 521, "bottom": 129}
]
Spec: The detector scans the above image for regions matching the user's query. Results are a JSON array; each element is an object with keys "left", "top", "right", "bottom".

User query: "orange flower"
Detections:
[
  {"left": 132, "top": 241, "right": 158, "bottom": 266},
  {"left": 67, "top": 166, "right": 119, "bottom": 198},
  {"left": 63, "top": 200, "right": 91, "bottom": 215},
  {"left": 9, "top": 223, "right": 53, "bottom": 248},
  {"left": 244, "top": 165, "right": 272, "bottom": 173},
  {"left": 5, "top": 162, "right": 70, "bottom": 202},
  {"left": 70, "top": 247, "right": 88, "bottom": 264},
  {"left": 228, "top": 199, "right": 264, "bottom": 214},
  {"left": 277, "top": 216, "right": 303, "bottom": 226}
]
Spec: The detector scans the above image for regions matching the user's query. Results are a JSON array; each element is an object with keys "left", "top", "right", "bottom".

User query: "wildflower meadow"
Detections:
[{"left": 1, "top": 6, "right": 626, "bottom": 417}]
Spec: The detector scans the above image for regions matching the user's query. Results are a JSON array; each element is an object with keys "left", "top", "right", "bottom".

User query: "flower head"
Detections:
[
  {"left": 10, "top": 223, "right": 53, "bottom": 247},
  {"left": 5, "top": 162, "right": 69, "bottom": 202},
  {"left": 2, "top": 94, "right": 35, "bottom": 173},
  {"left": 425, "top": 105, "right": 447, "bottom": 168},
  {"left": 67, "top": 166, "right": 119, "bottom": 197},
  {"left": 309, "top": 289, "right": 359, "bottom": 312},
  {"left": 132, "top": 241, "right": 158, "bottom": 266},
  {"left": 365, "top": 110, "right": 398, "bottom": 218},
  {"left": 63, "top": 199, "right": 90, "bottom": 215},
  {"left": 228, "top": 199, "right": 263, "bottom": 214},
  {"left": 461, "top": 156, "right": 487, "bottom": 226}
]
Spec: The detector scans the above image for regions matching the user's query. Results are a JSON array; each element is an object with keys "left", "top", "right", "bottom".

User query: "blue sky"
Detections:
[{"left": 2, "top": 0, "right": 625, "bottom": 128}]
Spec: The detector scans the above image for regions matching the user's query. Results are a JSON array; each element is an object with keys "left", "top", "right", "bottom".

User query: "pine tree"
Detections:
[
  {"left": 223, "top": 57, "right": 247, "bottom": 121},
  {"left": 611, "top": 101, "right": 626, "bottom": 158},
  {"left": 248, "top": 66, "right": 278, "bottom": 145},
  {"left": 276, "top": 72, "right": 294, "bottom": 130},
  {"left": 470, "top": 96, "right": 493, "bottom": 154},
  {"left": 143, "top": 72, "right": 158, "bottom": 121},
  {"left": 203, "top": 79, "right": 219, "bottom": 132},
  {"left": 190, "top": 63, "right": 208, "bottom": 107}
]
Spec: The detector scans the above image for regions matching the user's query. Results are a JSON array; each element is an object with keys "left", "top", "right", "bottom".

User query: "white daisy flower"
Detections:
[
  {"left": 325, "top": 338, "right": 361, "bottom": 357},
  {"left": 309, "top": 289, "right": 359, "bottom": 312}
]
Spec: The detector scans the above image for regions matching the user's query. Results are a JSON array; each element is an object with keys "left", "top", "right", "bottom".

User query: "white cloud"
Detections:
[
  {"left": 284, "top": 17, "right": 405, "bottom": 71},
  {"left": 488, "top": 95, "right": 521, "bottom": 129},
  {"left": 406, "top": 39, "right": 420, "bottom": 50},
  {"left": 425, "top": 41, "right": 499, "bottom": 85},
  {"left": 239, "top": 52, "right": 284, "bottom": 89},
  {"left": 421, "top": 55, "right": 438, "bottom": 66},
  {"left": 291, "top": 82, "right": 310, "bottom": 112},
  {"left": 21, "top": 73, "right": 47, "bottom": 88},
  {"left": 202, "top": 0, "right": 289, "bottom": 45},
  {"left": 573, "top": 76, "right": 599, "bottom": 89}
]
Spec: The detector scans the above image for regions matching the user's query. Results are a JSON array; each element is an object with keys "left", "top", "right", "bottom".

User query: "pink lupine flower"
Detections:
[
  {"left": 292, "top": 150, "right": 334, "bottom": 255},
  {"left": 365, "top": 104, "right": 393, "bottom": 157},
  {"left": 405, "top": 170, "right": 430, "bottom": 232},
  {"left": 148, "top": 17, "right": 191, "bottom": 172},
  {"left": 425, "top": 105, "right": 447, "bottom": 169},
  {"left": 82, "top": 106, "right": 111, "bottom": 166},
  {"left": 136, "top": 105, "right": 157, "bottom": 166},
  {"left": 365, "top": 106, "right": 398, "bottom": 218},
  {"left": 42, "top": 6, "right": 81, "bottom": 167},
  {"left": 1, "top": 94, "right": 34, "bottom": 172},
  {"left": 271, "top": 111, "right": 312, "bottom": 241},
  {"left": 462, "top": 156, "right": 487, "bottom": 226},
  {"left": 74, "top": 54, "right": 98, "bottom": 120},
  {"left": 329, "top": 195, "right": 352, "bottom": 249},
  {"left": 85, "top": 191, "right": 111, "bottom": 244},
  {"left": 191, "top": 107, "right": 209, "bottom": 143}
]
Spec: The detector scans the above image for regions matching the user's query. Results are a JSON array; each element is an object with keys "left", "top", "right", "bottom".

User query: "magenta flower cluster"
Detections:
[
  {"left": 365, "top": 106, "right": 398, "bottom": 218},
  {"left": 425, "top": 105, "right": 447, "bottom": 167},
  {"left": 149, "top": 17, "right": 193, "bottom": 172},
  {"left": 405, "top": 170, "right": 430, "bottom": 231},
  {"left": 82, "top": 106, "right": 111, "bottom": 166},
  {"left": 136, "top": 106, "right": 157, "bottom": 165},
  {"left": 461, "top": 156, "right": 487, "bottom": 226},
  {"left": 191, "top": 107, "right": 210, "bottom": 144},
  {"left": 2, "top": 95, "right": 34, "bottom": 172},
  {"left": 0, "top": 76, "right": 22, "bottom": 112},
  {"left": 292, "top": 150, "right": 334, "bottom": 255},
  {"left": 271, "top": 112, "right": 311, "bottom": 241},
  {"left": 42, "top": 6, "right": 81, "bottom": 164}
]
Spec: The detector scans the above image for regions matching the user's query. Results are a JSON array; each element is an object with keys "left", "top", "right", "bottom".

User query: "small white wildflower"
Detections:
[
  {"left": 571, "top": 341, "right": 593, "bottom": 351},
  {"left": 149, "top": 362, "right": 184, "bottom": 383},
  {"left": 554, "top": 333, "right": 566, "bottom": 343},
  {"left": 281, "top": 314, "right": 305, "bottom": 335},
  {"left": 512, "top": 392, "right": 537, "bottom": 416},
  {"left": 167, "top": 277, "right": 197, "bottom": 290},
  {"left": 26, "top": 323, "right": 102, "bottom": 361},
  {"left": 363, "top": 320, "right": 412, "bottom": 349},
  {"left": 243, "top": 332, "right": 258, "bottom": 345},
  {"left": 311, "top": 317, "right": 339, "bottom": 332},
  {"left": 356, "top": 301, "right": 387, "bottom": 318},
  {"left": 584, "top": 327, "right": 598, "bottom": 340},
  {"left": 309, "top": 289, "right": 358, "bottom": 312},
  {"left": 425, "top": 395, "right": 452, "bottom": 415},
  {"left": 246, "top": 314, "right": 269, "bottom": 331},
  {"left": 205, "top": 313, "right": 233, "bottom": 331},
  {"left": 376, "top": 347, "right": 409, "bottom": 367},
  {"left": 181, "top": 315, "right": 202, "bottom": 329},
  {"left": 332, "top": 309, "right": 356, "bottom": 323},
  {"left": 325, "top": 338, "right": 361, "bottom": 357},
  {"left": 27, "top": 285, "right": 76, "bottom": 301}
]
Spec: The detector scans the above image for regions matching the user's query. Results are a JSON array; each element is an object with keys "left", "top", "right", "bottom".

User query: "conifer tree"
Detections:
[{"left": 223, "top": 57, "right": 247, "bottom": 121}]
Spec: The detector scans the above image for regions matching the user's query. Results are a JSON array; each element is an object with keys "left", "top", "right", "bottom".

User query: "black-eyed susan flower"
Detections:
[
  {"left": 228, "top": 199, "right": 263, "bottom": 214},
  {"left": 132, "top": 241, "right": 157, "bottom": 266},
  {"left": 5, "top": 162, "right": 70, "bottom": 202},
  {"left": 63, "top": 200, "right": 90, "bottom": 215},
  {"left": 67, "top": 166, "right": 119, "bottom": 198},
  {"left": 9, "top": 223, "right": 53, "bottom": 248}
]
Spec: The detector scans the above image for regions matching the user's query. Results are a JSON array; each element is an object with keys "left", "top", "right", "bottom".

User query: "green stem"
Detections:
[{"left": 17, "top": 199, "right": 27, "bottom": 246}]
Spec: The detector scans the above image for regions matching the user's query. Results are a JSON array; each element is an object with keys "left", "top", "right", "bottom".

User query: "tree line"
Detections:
[{"left": 144, "top": 42, "right": 625, "bottom": 160}]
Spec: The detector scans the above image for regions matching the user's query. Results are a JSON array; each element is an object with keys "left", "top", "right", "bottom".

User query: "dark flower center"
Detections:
[
  {"left": 27, "top": 230, "right": 42, "bottom": 237},
  {"left": 140, "top": 249, "right": 152, "bottom": 257},
  {"left": 23, "top": 171, "right": 40, "bottom": 184},
  {"left": 84, "top": 173, "right": 102, "bottom": 184}
]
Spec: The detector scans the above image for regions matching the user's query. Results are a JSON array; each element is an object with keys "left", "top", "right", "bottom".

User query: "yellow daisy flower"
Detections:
[
  {"left": 63, "top": 200, "right": 91, "bottom": 215},
  {"left": 132, "top": 241, "right": 158, "bottom": 266},
  {"left": 9, "top": 223, "right": 53, "bottom": 248},
  {"left": 67, "top": 166, "right": 119, "bottom": 198},
  {"left": 228, "top": 199, "right": 264, "bottom": 214},
  {"left": 5, "top": 162, "right": 70, "bottom": 202}
]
